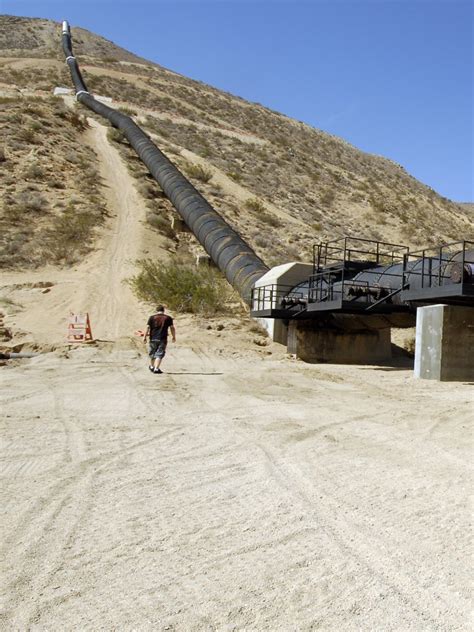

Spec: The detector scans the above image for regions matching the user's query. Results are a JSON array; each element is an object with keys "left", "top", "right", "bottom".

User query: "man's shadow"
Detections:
[{"left": 164, "top": 372, "right": 223, "bottom": 376}]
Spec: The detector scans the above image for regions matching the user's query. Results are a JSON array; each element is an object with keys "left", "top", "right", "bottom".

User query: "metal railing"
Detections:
[
  {"left": 308, "top": 237, "right": 407, "bottom": 309},
  {"left": 251, "top": 284, "right": 305, "bottom": 312},
  {"left": 312, "top": 236, "right": 409, "bottom": 273},
  {"left": 403, "top": 240, "right": 474, "bottom": 289}
]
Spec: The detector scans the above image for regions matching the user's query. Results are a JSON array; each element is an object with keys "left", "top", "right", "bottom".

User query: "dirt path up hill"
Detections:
[{"left": 1, "top": 118, "right": 151, "bottom": 345}]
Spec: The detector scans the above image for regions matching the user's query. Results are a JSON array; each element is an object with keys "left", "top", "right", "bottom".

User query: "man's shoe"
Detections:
[
  {"left": 154, "top": 368, "right": 163, "bottom": 374},
  {"left": 149, "top": 365, "right": 154, "bottom": 372}
]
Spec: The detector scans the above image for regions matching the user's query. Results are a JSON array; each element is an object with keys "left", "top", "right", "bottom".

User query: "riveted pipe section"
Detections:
[{"left": 61, "top": 21, "right": 269, "bottom": 302}]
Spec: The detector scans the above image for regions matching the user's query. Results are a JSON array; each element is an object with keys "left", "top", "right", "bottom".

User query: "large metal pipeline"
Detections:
[{"left": 61, "top": 21, "right": 269, "bottom": 302}]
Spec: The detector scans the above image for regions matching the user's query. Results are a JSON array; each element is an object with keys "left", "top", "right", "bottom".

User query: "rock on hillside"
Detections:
[{"left": 1, "top": 15, "right": 472, "bottom": 271}]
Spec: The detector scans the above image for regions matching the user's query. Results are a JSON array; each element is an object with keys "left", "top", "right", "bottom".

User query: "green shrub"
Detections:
[
  {"left": 30, "top": 120, "right": 43, "bottom": 132},
  {"left": 107, "top": 127, "right": 126, "bottom": 144},
  {"left": 118, "top": 105, "right": 137, "bottom": 116},
  {"left": 128, "top": 259, "right": 230, "bottom": 314},
  {"left": 23, "top": 162, "right": 45, "bottom": 180},
  {"left": 44, "top": 206, "right": 101, "bottom": 263},
  {"left": 245, "top": 197, "right": 282, "bottom": 227},
  {"left": 185, "top": 163, "right": 213, "bottom": 183},
  {"left": 245, "top": 197, "right": 266, "bottom": 213},
  {"left": 226, "top": 171, "right": 242, "bottom": 183}
]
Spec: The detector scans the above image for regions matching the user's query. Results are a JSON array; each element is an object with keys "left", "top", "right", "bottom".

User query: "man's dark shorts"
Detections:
[{"left": 149, "top": 339, "right": 167, "bottom": 359}]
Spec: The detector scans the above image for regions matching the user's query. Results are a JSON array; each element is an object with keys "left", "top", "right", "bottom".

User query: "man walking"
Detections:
[{"left": 143, "top": 305, "right": 176, "bottom": 374}]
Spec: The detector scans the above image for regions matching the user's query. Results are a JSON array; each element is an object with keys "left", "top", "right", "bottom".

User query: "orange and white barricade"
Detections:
[{"left": 67, "top": 312, "right": 93, "bottom": 342}]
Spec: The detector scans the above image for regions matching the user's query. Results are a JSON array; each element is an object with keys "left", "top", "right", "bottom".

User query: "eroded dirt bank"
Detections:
[{"left": 1, "top": 342, "right": 472, "bottom": 631}]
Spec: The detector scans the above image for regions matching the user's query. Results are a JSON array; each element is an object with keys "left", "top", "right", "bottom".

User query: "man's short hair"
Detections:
[{"left": 156, "top": 305, "right": 165, "bottom": 313}]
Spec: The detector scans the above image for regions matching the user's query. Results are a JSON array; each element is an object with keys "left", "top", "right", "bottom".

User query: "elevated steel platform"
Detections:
[{"left": 251, "top": 237, "right": 474, "bottom": 322}]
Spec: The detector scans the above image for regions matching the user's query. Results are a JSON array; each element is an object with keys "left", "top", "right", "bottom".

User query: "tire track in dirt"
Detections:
[
  {"left": 171, "top": 367, "right": 466, "bottom": 629},
  {"left": 0, "top": 364, "right": 188, "bottom": 628},
  {"left": 250, "top": 436, "right": 466, "bottom": 629}
]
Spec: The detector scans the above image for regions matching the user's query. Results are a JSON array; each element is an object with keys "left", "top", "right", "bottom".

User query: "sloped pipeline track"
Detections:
[{"left": 61, "top": 21, "right": 268, "bottom": 303}]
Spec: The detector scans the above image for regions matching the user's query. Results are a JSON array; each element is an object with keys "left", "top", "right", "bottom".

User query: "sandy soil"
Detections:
[
  {"left": 1, "top": 343, "right": 472, "bottom": 631},
  {"left": 1, "top": 110, "right": 472, "bottom": 631}
]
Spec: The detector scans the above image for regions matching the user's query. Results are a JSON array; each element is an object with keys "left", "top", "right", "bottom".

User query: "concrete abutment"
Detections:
[
  {"left": 287, "top": 321, "right": 392, "bottom": 364},
  {"left": 414, "top": 304, "right": 474, "bottom": 381}
]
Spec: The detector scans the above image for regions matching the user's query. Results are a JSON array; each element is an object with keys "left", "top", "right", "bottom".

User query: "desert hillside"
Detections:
[{"left": 1, "top": 14, "right": 473, "bottom": 275}]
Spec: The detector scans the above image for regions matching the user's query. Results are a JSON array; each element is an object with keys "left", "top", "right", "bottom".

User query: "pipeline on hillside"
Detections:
[{"left": 61, "top": 21, "right": 269, "bottom": 303}]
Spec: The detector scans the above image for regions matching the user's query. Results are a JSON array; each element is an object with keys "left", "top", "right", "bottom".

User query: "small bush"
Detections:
[
  {"left": 107, "top": 127, "right": 126, "bottom": 144},
  {"left": 137, "top": 182, "right": 157, "bottom": 200},
  {"left": 14, "top": 190, "right": 48, "bottom": 214},
  {"left": 128, "top": 259, "right": 230, "bottom": 314},
  {"left": 248, "top": 321, "right": 269, "bottom": 336},
  {"left": 146, "top": 211, "right": 175, "bottom": 239},
  {"left": 0, "top": 147, "right": 6, "bottom": 163},
  {"left": 65, "top": 151, "right": 80, "bottom": 164},
  {"left": 404, "top": 335, "right": 416, "bottom": 355},
  {"left": 227, "top": 171, "right": 242, "bottom": 183},
  {"left": 50, "top": 179, "right": 66, "bottom": 189},
  {"left": 198, "top": 146, "right": 211, "bottom": 158},
  {"left": 255, "top": 235, "right": 271, "bottom": 248},
  {"left": 118, "top": 105, "right": 137, "bottom": 116},
  {"left": 30, "top": 120, "right": 43, "bottom": 132},
  {"left": 68, "top": 110, "right": 88, "bottom": 131},
  {"left": 185, "top": 163, "right": 213, "bottom": 183},
  {"left": 261, "top": 211, "right": 282, "bottom": 227},
  {"left": 245, "top": 197, "right": 266, "bottom": 213},
  {"left": 44, "top": 207, "right": 100, "bottom": 263},
  {"left": 18, "top": 127, "right": 38, "bottom": 143},
  {"left": 320, "top": 188, "right": 336, "bottom": 207},
  {"left": 245, "top": 197, "right": 282, "bottom": 227},
  {"left": 23, "top": 162, "right": 45, "bottom": 180}
]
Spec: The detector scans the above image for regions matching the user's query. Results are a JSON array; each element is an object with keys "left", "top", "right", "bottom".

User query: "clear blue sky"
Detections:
[{"left": 3, "top": 0, "right": 473, "bottom": 201}]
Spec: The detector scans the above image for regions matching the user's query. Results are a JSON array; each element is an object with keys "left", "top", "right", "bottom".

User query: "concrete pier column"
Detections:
[
  {"left": 414, "top": 304, "right": 474, "bottom": 381},
  {"left": 288, "top": 320, "right": 392, "bottom": 364}
]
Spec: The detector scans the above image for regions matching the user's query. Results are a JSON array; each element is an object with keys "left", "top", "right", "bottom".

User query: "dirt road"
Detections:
[
  {"left": 1, "top": 343, "right": 472, "bottom": 631},
  {"left": 0, "top": 117, "right": 152, "bottom": 345}
]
